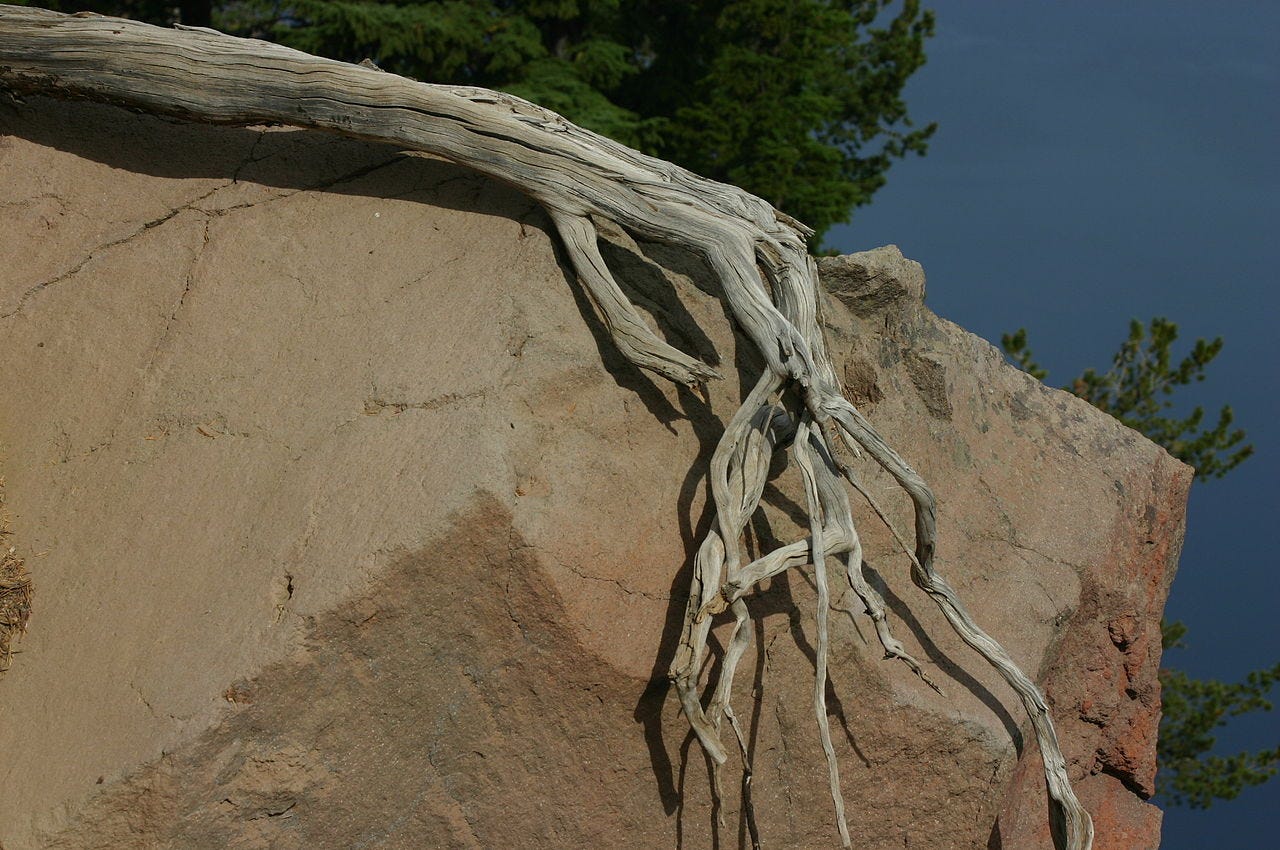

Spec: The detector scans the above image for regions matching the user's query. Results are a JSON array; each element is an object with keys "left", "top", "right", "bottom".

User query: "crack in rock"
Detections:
[{"left": 0, "top": 182, "right": 228, "bottom": 319}]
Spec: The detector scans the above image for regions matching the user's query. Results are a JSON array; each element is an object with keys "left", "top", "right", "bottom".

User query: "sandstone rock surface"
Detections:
[{"left": 0, "top": 97, "right": 1190, "bottom": 849}]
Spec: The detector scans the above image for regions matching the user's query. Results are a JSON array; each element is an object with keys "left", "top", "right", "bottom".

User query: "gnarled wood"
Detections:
[{"left": 0, "top": 6, "right": 1093, "bottom": 848}]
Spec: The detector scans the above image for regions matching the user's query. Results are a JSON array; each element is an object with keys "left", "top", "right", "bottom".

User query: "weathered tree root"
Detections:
[{"left": 0, "top": 7, "right": 1093, "bottom": 848}]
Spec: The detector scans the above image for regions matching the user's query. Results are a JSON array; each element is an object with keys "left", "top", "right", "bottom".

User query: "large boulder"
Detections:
[{"left": 0, "top": 97, "right": 1189, "bottom": 849}]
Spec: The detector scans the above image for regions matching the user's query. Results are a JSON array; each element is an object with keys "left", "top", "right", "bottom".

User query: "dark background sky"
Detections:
[{"left": 828, "top": 2, "right": 1278, "bottom": 846}]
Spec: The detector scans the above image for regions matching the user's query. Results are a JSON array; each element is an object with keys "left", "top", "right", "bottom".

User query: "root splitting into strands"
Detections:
[{"left": 0, "top": 7, "right": 1093, "bottom": 848}]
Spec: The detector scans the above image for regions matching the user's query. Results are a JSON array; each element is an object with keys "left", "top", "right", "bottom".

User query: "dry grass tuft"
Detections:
[{"left": 0, "top": 479, "right": 32, "bottom": 674}]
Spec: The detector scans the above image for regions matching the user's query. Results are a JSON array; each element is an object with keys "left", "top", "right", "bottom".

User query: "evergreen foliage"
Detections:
[
  {"left": 1158, "top": 621, "right": 1280, "bottom": 808},
  {"left": 28, "top": 0, "right": 935, "bottom": 243},
  {"left": 1003, "top": 319, "right": 1252, "bottom": 481},
  {"left": 14, "top": 0, "right": 192, "bottom": 23},
  {"left": 1000, "top": 327, "right": 1047, "bottom": 381},
  {"left": 1004, "top": 323, "right": 1274, "bottom": 808}
]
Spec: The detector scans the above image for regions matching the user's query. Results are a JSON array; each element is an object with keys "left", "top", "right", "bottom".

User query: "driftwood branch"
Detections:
[{"left": 0, "top": 6, "right": 1093, "bottom": 848}]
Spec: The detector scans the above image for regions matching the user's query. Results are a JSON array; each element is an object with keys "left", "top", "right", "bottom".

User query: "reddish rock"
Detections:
[{"left": 0, "top": 97, "right": 1190, "bottom": 849}]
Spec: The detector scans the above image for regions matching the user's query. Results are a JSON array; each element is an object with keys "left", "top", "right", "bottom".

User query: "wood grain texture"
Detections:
[{"left": 0, "top": 7, "right": 1094, "bottom": 848}]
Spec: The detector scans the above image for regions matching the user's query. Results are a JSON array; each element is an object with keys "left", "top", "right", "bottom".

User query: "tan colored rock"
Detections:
[{"left": 0, "top": 96, "right": 1189, "bottom": 849}]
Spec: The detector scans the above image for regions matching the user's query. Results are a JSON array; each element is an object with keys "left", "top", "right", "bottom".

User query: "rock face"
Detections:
[{"left": 0, "top": 97, "right": 1190, "bottom": 850}]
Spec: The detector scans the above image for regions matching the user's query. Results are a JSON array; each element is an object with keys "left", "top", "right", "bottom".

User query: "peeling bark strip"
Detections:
[{"left": 0, "top": 7, "right": 1093, "bottom": 848}]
